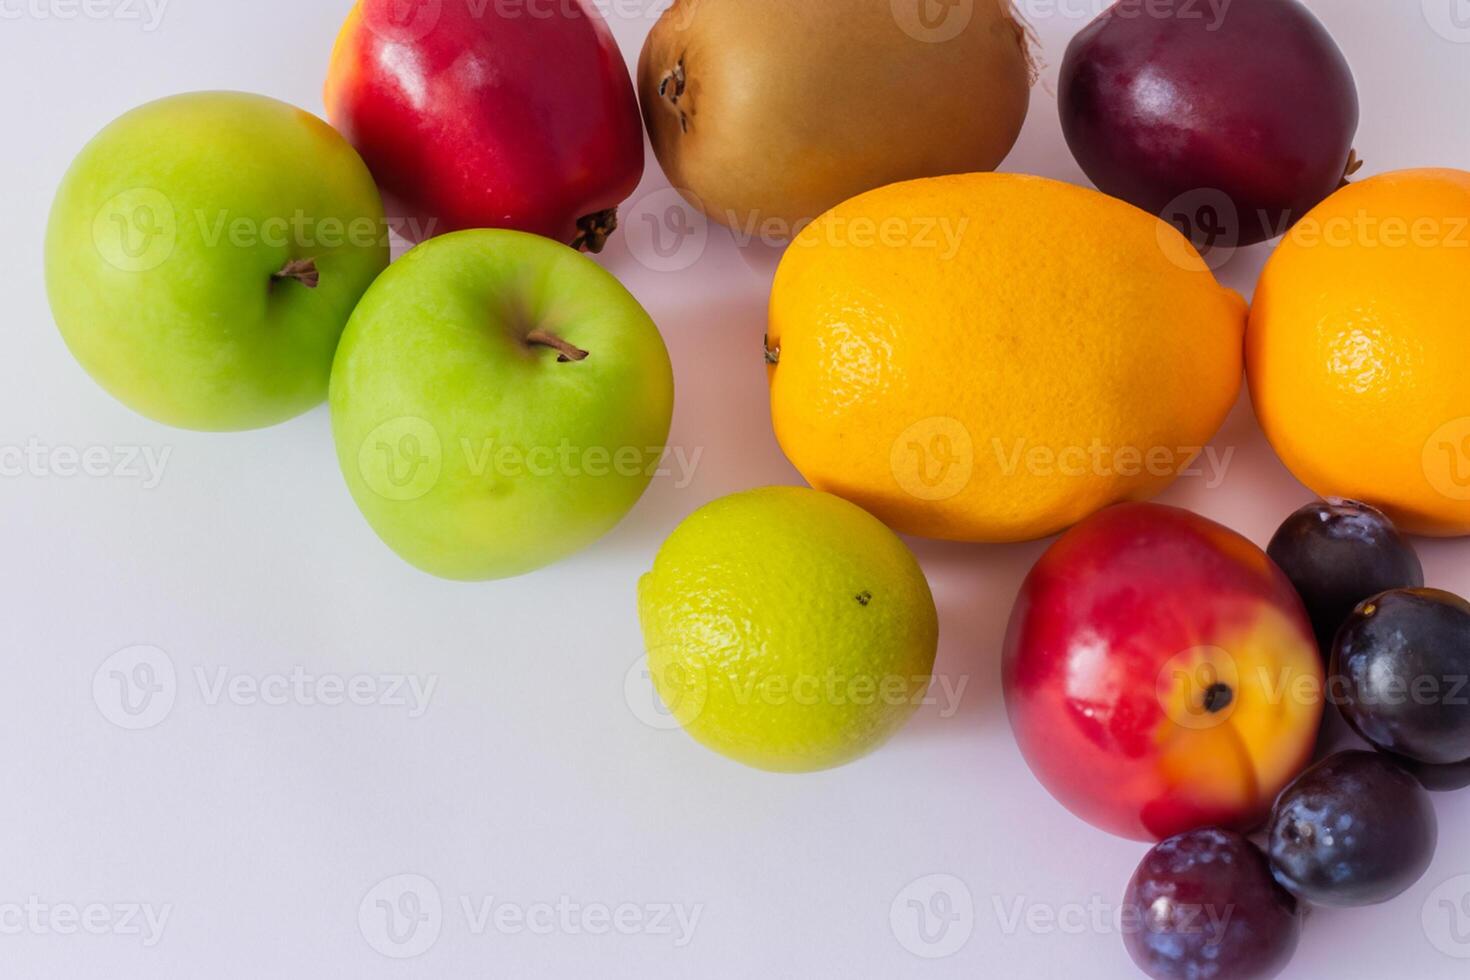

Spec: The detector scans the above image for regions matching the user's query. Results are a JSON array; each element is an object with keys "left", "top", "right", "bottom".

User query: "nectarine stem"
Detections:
[
  {"left": 273, "top": 258, "right": 320, "bottom": 289},
  {"left": 1203, "top": 683, "right": 1234, "bottom": 713},
  {"left": 526, "top": 329, "right": 589, "bottom": 363}
]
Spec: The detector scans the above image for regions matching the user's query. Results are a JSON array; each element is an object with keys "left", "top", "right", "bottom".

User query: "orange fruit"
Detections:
[
  {"left": 766, "top": 173, "right": 1246, "bottom": 543},
  {"left": 1247, "top": 169, "right": 1470, "bottom": 537}
]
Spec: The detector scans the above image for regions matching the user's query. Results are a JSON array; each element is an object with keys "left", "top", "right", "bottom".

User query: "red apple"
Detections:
[
  {"left": 1002, "top": 503, "right": 1323, "bottom": 842},
  {"left": 324, "top": 0, "right": 644, "bottom": 251}
]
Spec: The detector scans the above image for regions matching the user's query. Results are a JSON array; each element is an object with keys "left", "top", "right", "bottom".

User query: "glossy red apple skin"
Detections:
[
  {"left": 1003, "top": 503, "right": 1324, "bottom": 842},
  {"left": 1058, "top": 0, "right": 1358, "bottom": 248},
  {"left": 325, "top": 0, "right": 644, "bottom": 250}
]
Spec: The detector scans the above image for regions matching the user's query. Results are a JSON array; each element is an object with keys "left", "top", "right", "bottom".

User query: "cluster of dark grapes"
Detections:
[{"left": 1124, "top": 499, "right": 1469, "bottom": 980}]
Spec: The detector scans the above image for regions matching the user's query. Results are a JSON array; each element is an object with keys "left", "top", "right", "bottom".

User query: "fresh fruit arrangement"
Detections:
[
  {"left": 1096, "top": 495, "right": 1468, "bottom": 979},
  {"left": 40, "top": 4, "right": 1470, "bottom": 978}
]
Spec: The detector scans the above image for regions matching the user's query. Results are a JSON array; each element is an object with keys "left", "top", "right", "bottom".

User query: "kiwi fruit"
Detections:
[{"left": 639, "top": 0, "right": 1034, "bottom": 237}]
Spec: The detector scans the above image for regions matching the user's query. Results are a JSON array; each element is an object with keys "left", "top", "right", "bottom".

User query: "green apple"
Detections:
[
  {"left": 46, "top": 91, "right": 389, "bottom": 431},
  {"left": 330, "top": 229, "right": 675, "bottom": 580}
]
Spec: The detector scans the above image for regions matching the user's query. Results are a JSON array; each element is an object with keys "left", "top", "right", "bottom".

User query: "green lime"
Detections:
[{"left": 637, "top": 486, "right": 939, "bottom": 772}]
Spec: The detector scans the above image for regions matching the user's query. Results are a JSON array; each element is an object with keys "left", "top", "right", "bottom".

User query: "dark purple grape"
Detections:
[
  {"left": 1059, "top": 0, "right": 1359, "bottom": 250},
  {"left": 1267, "top": 499, "right": 1423, "bottom": 657},
  {"left": 1331, "top": 588, "right": 1470, "bottom": 765},
  {"left": 1266, "top": 751, "right": 1436, "bottom": 907},
  {"left": 1122, "top": 828, "right": 1301, "bottom": 980}
]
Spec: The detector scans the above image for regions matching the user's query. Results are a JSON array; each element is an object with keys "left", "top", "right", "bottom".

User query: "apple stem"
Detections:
[
  {"left": 571, "top": 209, "right": 619, "bottom": 254},
  {"left": 273, "top": 258, "right": 320, "bottom": 289},
  {"left": 526, "top": 329, "right": 590, "bottom": 363}
]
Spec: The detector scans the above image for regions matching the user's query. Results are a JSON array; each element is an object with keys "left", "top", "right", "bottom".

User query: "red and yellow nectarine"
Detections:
[{"left": 1003, "top": 503, "right": 1323, "bottom": 842}]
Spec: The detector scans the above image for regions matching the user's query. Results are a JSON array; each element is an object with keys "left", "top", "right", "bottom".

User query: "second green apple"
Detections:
[{"left": 330, "top": 230, "right": 675, "bottom": 580}]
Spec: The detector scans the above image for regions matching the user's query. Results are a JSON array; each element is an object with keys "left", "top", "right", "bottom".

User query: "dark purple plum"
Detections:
[
  {"left": 1331, "top": 588, "right": 1470, "bottom": 766},
  {"left": 1059, "top": 0, "right": 1359, "bottom": 250},
  {"left": 1267, "top": 499, "right": 1423, "bottom": 657},
  {"left": 1387, "top": 751, "right": 1470, "bottom": 793},
  {"left": 1122, "top": 828, "right": 1301, "bottom": 980},
  {"left": 1266, "top": 751, "right": 1436, "bottom": 907}
]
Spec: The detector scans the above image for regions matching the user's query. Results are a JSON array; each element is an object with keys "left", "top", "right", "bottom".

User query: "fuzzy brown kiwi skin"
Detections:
[{"left": 638, "top": 0, "right": 1035, "bottom": 239}]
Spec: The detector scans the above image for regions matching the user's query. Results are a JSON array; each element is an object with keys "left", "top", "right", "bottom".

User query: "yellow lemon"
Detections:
[{"left": 767, "top": 173, "right": 1246, "bottom": 542}]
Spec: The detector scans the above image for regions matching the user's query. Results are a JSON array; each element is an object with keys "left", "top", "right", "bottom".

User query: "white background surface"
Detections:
[{"left": 3, "top": 1, "right": 1470, "bottom": 977}]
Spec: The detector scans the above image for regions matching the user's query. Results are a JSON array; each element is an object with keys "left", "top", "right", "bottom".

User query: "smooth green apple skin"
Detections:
[
  {"left": 330, "top": 229, "right": 675, "bottom": 581},
  {"left": 46, "top": 92, "right": 389, "bottom": 431}
]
